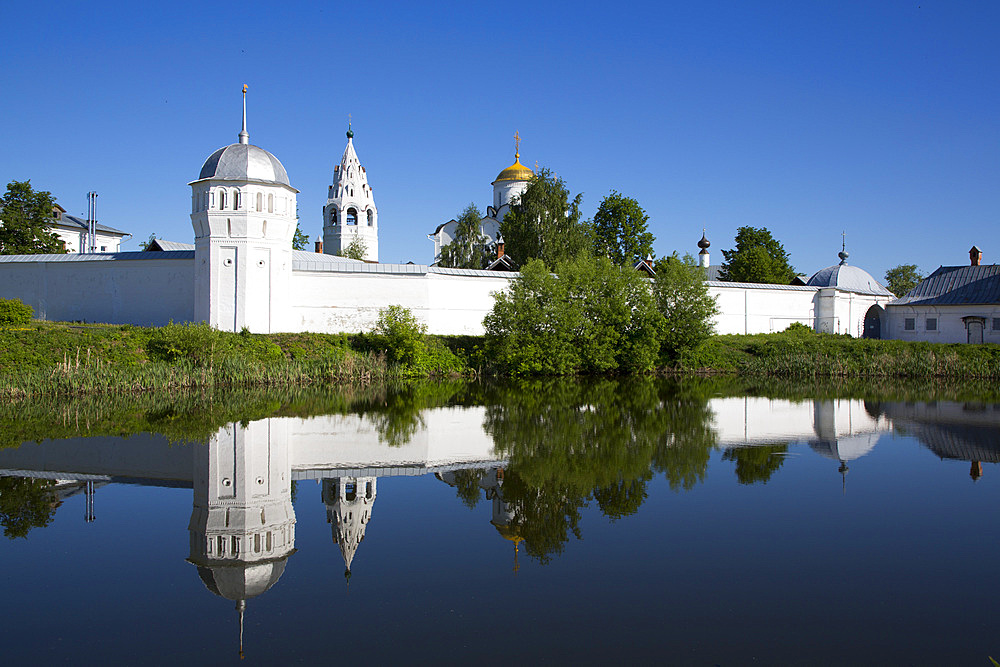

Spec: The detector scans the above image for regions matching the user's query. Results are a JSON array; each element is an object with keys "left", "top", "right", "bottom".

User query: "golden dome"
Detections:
[{"left": 493, "top": 153, "right": 534, "bottom": 184}]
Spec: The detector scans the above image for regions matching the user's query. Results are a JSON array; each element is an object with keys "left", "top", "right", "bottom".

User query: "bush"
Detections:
[
  {"left": 368, "top": 305, "right": 428, "bottom": 369},
  {"left": 484, "top": 254, "right": 663, "bottom": 375},
  {"left": 146, "top": 322, "right": 228, "bottom": 365},
  {"left": 0, "top": 299, "right": 33, "bottom": 326}
]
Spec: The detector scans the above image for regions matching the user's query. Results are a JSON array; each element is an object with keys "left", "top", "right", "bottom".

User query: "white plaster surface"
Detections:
[{"left": 0, "top": 255, "right": 194, "bottom": 325}]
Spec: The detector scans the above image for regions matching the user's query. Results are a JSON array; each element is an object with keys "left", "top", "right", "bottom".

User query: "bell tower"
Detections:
[{"left": 323, "top": 122, "right": 379, "bottom": 261}]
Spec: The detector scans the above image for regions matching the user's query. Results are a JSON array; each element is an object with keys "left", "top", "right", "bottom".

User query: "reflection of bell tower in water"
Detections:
[
  {"left": 188, "top": 420, "right": 296, "bottom": 658},
  {"left": 322, "top": 476, "right": 376, "bottom": 583}
]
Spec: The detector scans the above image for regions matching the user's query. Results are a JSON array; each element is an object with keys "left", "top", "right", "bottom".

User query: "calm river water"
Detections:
[{"left": 1, "top": 378, "right": 998, "bottom": 665}]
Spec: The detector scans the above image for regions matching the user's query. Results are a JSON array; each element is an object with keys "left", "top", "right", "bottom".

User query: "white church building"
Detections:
[{"left": 0, "top": 93, "right": 918, "bottom": 340}]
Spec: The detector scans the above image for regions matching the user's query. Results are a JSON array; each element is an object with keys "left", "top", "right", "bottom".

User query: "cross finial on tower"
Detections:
[
  {"left": 346, "top": 113, "right": 354, "bottom": 139},
  {"left": 239, "top": 84, "right": 249, "bottom": 145},
  {"left": 838, "top": 231, "right": 849, "bottom": 265},
  {"left": 514, "top": 130, "right": 521, "bottom": 160}
]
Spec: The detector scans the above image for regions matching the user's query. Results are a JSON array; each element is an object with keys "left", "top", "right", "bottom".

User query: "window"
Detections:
[
  {"left": 268, "top": 193, "right": 273, "bottom": 213},
  {"left": 331, "top": 208, "right": 338, "bottom": 225},
  {"left": 926, "top": 318, "right": 937, "bottom": 331},
  {"left": 904, "top": 318, "right": 915, "bottom": 331},
  {"left": 100, "top": 246, "right": 107, "bottom": 252},
  {"left": 346, "top": 208, "right": 357, "bottom": 225},
  {"left": 993, "top": 318, "right": 1000, "bottom": 331},
  {"left": 233, "top": 189, "right": 241, "bottom": 210},
  {"left": 367, "top": 210, "right": 374, "bottom": 226},
  {"left": 257, "top": 192, "right": 263, "bottom": 212},
  {"left": 219, "top": 189, "right": 227, "bottom": 209}
]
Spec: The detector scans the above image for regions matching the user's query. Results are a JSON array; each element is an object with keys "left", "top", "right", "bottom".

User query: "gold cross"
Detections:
[
  {"left": 514, "top": 130, "right": 521, "bottom": 158},
  {"left": 242, "top": 84, "right": 247, "bottom": 94}
]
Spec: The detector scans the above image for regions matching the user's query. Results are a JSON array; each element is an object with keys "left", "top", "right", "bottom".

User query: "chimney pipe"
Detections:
[
  {"left": 315, "top": 239, "right": 324, "bottom": 254},
  {"left": 970, "top": 245, "right": 982, "bottom": 266}
]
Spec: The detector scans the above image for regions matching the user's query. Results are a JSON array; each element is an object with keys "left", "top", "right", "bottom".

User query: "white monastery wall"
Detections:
[
  {"left": 0, "top": 254, "right": 194, "bottom": 326},
  {"left": 425, "top": 271, "right": 513, "bottom": 334},
  {"left": 290, "top": 271, "right": 431, "bottom": 333},
  {"left": 289, "top": 268, "right": 513, "bottom": 335},
  {"left": 707, "top": 283, "right": 817, "bottom": 335}
]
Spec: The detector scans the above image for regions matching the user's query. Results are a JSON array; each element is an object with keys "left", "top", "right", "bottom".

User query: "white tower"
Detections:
[
  {"left": 323, "top": 123, "right": 378, "bottom": 262},
  {"left": 322, "top": 476, "right": 377, "bottom": 581},
  {"left": 190, "top": 86, "right": 299, "bottom": 333}
]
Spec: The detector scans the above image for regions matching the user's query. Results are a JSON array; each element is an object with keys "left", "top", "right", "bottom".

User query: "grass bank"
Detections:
[
  {"left": 4, "top": 321, "right": 1000, "bottom": 400},
  {"left": 0, "top": 321, "right": 474, "bottom": 399},
  {"left": 676, "top": 326, "right": 1000, "bottom": 379}
]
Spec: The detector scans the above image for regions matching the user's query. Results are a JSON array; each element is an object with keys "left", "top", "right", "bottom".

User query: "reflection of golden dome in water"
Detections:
[
  {"left": 492, "top": 521, "right": 523, "bottom": 575},
  {"left": 493, "top": 154, "right": 534, "bottom": 184}
]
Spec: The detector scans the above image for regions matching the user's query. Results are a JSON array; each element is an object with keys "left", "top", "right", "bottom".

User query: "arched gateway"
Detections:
[{"left": 863, "top": 304, "right": 885, "bottom": 339}]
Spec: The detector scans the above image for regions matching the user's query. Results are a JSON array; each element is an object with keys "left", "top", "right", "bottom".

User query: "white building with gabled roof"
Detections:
[{"left": 49, "top": 203, "right": 130, "bottom": 253}]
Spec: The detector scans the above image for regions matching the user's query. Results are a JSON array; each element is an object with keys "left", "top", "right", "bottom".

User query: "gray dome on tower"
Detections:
[
  {"left": 194, "top": 85, "right": 291, "bottom": 187},
  {"left": 806, "top": 250, "right": 892, "bottom": 296},
  {"left": 197, "top": 144, "right": 290, "bottom": 186}
]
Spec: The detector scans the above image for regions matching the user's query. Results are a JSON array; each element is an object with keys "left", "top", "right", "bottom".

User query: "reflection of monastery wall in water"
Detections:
[{"left": 3, "top": 395, "right": 1000, "bottom": 648}]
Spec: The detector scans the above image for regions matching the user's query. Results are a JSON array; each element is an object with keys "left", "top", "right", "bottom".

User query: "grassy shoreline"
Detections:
[{"left": 2, "top": 321, "right": 1000, "bottom": 399}]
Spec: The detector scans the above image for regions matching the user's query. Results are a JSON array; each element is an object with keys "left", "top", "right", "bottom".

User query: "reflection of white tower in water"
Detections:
[
  {"left": 322, "top": 476, "right": 377, "bottom": 584},
  {"left": 187, "top": 420, "right": 296, "bottom": 658}
]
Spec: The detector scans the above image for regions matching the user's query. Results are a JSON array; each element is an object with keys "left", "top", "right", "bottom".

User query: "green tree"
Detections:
[
  {"left": 653, "top": 253, "right": 719, "bottom": 360},
  {"left": 884, "top": 264, "right": 923, "bottom": 297},
  {"left": 439, "top": 203, "right": 491, "bottom": 269},
  {"left": 593, "top": 190, "right": 655, "bottom": 265},
  {"left": 498, "top": 167, "right": 592, "bottom": 268},
  {"left": 719, "top": 226, "right": 795, "bottom": 284},
  {"left": 0, "top": 181, "right": 65, "bottom": 254},
  {"left": 139, "top": 233, "right": 157, "bottom": 250},
  {"left": 340, "top": 236, "right": 368, "bottom": 260},
  {"left": 484, "top": 254, "right": 663, "bottom": 375},
  {"left": 292, "top": 221, "right": 309, "bottom": 251},
  {"left": 0, "top": 477, "right": 59, "bottom": 539}
]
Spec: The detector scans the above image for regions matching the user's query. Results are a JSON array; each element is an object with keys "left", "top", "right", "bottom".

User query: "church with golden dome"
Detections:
[{"left": 427, "top": 132, "right": 534, "bottom": 264}]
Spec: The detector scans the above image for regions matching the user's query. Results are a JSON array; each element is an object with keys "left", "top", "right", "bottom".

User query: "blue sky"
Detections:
[{"left": 2, "top": 1, "right": 997, "bottom": 279}]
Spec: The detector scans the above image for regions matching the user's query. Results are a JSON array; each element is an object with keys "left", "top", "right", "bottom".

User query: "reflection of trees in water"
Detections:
[
  {"left": 722, "top": 445, "right": 788, "bottom": 485},
  {"left": 482, "top": 378, "right": 718, "bottom": 561},
  {"left": 449, "top": 468, "right": 485, "bottom": 509},
  {"left": 0, "top": 477, "right": 60, "bottom": 539},
  {"left": 593, "top": 473, "right": 652, "bottom": 521},
  {"left": 361, "top": 381, "right": 466, "bottom": 447}
]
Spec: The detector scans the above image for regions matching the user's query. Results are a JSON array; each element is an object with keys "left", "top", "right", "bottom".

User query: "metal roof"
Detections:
[
  {"left": 145, "top": 239, "right": 194, "bottom": 251},
  {"left": 705, "top": 280, "right": 819, "bottom": 292},
  {"left": 54, "top": 214, "right": 128, "bottom": 236},
  {"left": 292, "top": 253, "right": 518, "bottom": 278},
  {"left": 0, "top": 250, "right": 194, "bottom": 262},
  {"left": 891, "top": 264, "right": 1000, "bottom": 305}
]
